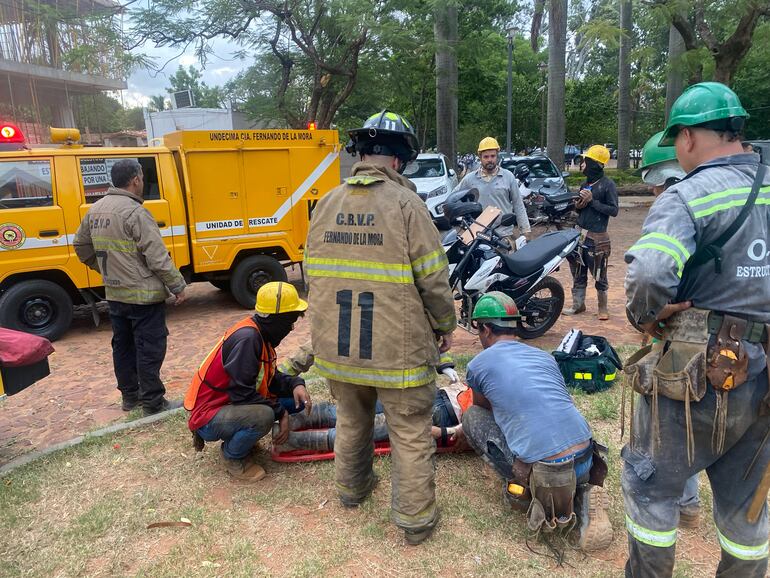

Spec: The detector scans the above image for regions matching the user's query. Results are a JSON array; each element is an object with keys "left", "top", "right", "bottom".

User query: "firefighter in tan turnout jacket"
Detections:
[
  {"left": 305, "top": 110, "right": 456, "bottom": 545},
  {"left": 74, "top": 159, "right": 187, "bottom": 416}
]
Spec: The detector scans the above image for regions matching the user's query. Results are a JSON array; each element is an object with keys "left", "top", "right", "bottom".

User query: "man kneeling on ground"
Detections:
[
  {"left": 462, "top": 291, "right": 612, "bottom": 551},
  {"left": 183, "top": 282, "right": 311, "bottom": 482}
]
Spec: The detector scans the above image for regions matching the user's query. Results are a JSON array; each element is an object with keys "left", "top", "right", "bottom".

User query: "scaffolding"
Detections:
[{"left": 0, "top": 0, "right": 127, "bottom": 142}]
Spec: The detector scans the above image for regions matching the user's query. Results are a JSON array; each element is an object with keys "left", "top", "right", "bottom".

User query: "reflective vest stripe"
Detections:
[
  {"left": 627, "top": 242, "right": 685, "bottom": 278},
  {"left": 717, "top": 528, "right": 769, "bottom": 560},
  {"left": 315, "top": 357, "right": 434, "bottom": 388},
  {"left": 91, "top": 236, "right": 137, "bottom": 252},
  {"left": 306, "top": 257, "right": 414, "bottom": 284},
  {"left": 106, "top": 287, "right": 169, "bottom": 301},
  {"left": 435, "top": 312, "right": 457, "bottom": 334},
  {"left": 411, "top": 249, "right": 449, "bottom": 279},
  {"left": 688, "top": 185, "right": 770, "bottom": 207},
  {"left": 637, "top": 232, "right": 691, "bottom": 261},
  {"left": 692, "top": 196, "right": 770, "bottom": 219},
  {"left": 625, "top": 515, "right": 677, "bottom": 548}
]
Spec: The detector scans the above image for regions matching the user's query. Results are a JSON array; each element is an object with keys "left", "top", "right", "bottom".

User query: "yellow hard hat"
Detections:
[
  {"left": 255, "top": 281, "right": 308, "bottom": 316},
  {"left": 478, "top": 136, "right": 500, "bottom": 153},
  {"left": 581, "top": 145, "right": 611, "bottom": 166}
]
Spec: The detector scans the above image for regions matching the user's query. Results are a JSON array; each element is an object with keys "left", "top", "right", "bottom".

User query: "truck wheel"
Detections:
[
  {"left": 0, "top": 280, "right": 74, "bottom": 341},
  {"left": 230, "top": 255, "right": 287, "bottom": 309}
]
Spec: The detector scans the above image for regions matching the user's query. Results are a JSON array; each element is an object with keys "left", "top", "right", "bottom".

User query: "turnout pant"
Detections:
[
  {"left": 622, "top": 369, "right": 770, "bottom": 577},
  {"left": 568, "top": 236, "right": 610, "bottom": 292},
  {"left": 329, "top": 379, "right": 438, "bottom": 532},
  {"left": 108, "top": 301, "right": 168, "bottom": 410}
]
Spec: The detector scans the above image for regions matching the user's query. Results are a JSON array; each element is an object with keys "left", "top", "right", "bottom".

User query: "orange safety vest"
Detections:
[{"left": 184, "top": 317, "right": 276, "bottom": 412}]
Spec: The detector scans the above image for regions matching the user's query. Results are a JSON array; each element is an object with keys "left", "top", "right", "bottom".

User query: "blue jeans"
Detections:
[{"left": 196, "top": 404, "right": 275, "bottom": 460}]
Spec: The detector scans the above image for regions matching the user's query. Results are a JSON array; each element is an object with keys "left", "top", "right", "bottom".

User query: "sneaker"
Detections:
[
  {"left": 404, "top": 511, "right": 441, "bottom": 546},
  {"left": 142, "top": 398, "right": 182, "bottom": 417},
  {"left": 340, "top": 474, "right": 379, "bottom": 508},
  {"left": 679, "top": 504, "right": 701, "bottom": 529},
  {"left": 576, "top": 484, "right": 613, "bottom": 551},
  {"left": 121, "top": 397, "right": 139, "bottom": 412}
]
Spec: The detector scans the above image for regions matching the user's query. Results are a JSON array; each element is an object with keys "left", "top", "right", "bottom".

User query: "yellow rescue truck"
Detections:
[{"left": 0, "top": 124, "right": 340, "bottom": 340}]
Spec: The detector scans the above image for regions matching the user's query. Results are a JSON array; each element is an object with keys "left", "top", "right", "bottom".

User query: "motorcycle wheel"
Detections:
[{"left": 513, "top": 276, "right": 564, "bottom": 339}]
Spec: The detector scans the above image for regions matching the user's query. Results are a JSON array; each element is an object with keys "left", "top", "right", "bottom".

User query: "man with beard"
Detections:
[
  {"left": 183, "top": 282, "right": 312, "bottom": 482},
  {"left": 454, "top": 136, "right": 531, "bottom": 243},
  {"left": 563, "top": 145, "right": 618, "bottom": 320}
]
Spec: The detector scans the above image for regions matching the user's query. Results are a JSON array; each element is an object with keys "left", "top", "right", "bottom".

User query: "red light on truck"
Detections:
[
  {"left": 0, "top": 124, "right": 24, "bottom": 142},
  {"left": 307, "top": 122, "right": 316, "bottom": 130}
]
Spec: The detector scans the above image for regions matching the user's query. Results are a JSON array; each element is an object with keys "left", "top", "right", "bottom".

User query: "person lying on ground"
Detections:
[{"left": 274, "top": 342, "right": 471, "bottom": 452}]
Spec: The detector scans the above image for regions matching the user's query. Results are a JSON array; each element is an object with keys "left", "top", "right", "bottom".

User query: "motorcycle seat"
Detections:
[
  {"left": 544, "top": 190, "right": 578, "bottom": 204},
  {"left": 501, "top": 230, "right": 579, "bottom": 277}
]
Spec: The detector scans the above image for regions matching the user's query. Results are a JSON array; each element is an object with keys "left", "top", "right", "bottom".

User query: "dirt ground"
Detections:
[{"left": 0, "top": 207, "right": 648, "bottom": 464}]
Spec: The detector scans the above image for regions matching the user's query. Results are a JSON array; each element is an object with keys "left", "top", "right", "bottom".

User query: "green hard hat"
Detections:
[
  {"left": 472, "top": 291, "right": 521, "bottom": 327},
  {"left": 659, "top": 82, "right": 748, "bottom": 146},
  {"left": 639, "top": 131, "right": 677, "bottom": 170}
]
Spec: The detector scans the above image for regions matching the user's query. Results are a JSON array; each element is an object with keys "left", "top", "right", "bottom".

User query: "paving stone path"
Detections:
[{"left": 0, "top": 207, "right": 649, "bottom": 464}]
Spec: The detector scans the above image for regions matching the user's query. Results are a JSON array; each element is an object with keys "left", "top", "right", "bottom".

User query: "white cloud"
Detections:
[{"left": 126, "top": 38, "right": 248, "bottom": 105}]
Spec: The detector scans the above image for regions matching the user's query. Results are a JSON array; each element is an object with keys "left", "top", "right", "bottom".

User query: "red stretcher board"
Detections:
[{"left": 271, "top": 438, "right": 469, "bottom": 463}]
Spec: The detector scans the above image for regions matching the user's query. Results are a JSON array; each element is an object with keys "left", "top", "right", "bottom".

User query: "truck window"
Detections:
[
  {"left": 79, "top": 157, "right": 161, "bottom": 204},
  {"left": 0, "top": 160, "right": 53, "bottom": 210}
]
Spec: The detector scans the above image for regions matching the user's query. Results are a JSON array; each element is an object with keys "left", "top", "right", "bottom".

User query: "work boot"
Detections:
[
  {"left": 340, "top": 473, "right": 379, "bottom": 508},
  {"left": 142, "top": 397, "right": 182, "bottom": 417},
  {"left": 121, "top": 396, "right": 139, "bottom": 412},
  {"left": 221, "top": 446, "right": 266, "bottom": 483},
  {"left": 575, "top": 484, "right": 613, "bottom": 551},
  {"left": 597, "top": 290, "right": 609, "bottom": 321},
  {"left": 404, "top": 511, "right": 441, "bottom": 546},
  {"left": 563, "top": 287, "right": 586, "bottom": 316},
  {"left": 679, "top": 504, "right": 701, "bottom": 529}
]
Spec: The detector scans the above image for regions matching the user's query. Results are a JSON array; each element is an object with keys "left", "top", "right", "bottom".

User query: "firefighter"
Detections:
[
  {"left": 563, "top": 145, "right": 618, "bottom": 320},
  {"left": 304, "top": 110, "right": 457, "bottom": 545},
  {"left": 624, "top": 82, "right": 770, "bottom": 577},
  {"left": 73, "top": 159, "right": 187, "bottom": 416},
  {"left": 184, "top": 282, "right": 311, "bottom": 482}
]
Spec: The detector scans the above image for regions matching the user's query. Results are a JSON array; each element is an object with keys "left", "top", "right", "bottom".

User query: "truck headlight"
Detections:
[{"left": 428, "top": 185, "right": 447, "bottom": 198}]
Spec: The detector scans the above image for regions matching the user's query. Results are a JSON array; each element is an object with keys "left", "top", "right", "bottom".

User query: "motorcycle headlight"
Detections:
[{"left": 428, "top": 185, "right": 447, "bottom": 198}]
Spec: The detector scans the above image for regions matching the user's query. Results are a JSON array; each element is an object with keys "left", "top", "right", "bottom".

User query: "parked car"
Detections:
[
  {"left": 426, "top": 154, "right": 570, "bottom": 230},
  {"left": 500, "top": 155, "right": 571, "bottom": 197},
  {"left": 403, "top": 153, "right": 458, "bottom": 202}
]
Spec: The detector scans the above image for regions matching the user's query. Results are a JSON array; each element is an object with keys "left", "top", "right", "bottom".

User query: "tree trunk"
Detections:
[
  {"left": 546, "top": 0, "right": 566, "bottom": 168},
  {"left": 434, "top": 1, "right": 458, "bottom": 163},
  {"left": 665, "top": 22, "right": 686, "bottom": 122},
  {"left": 617, "top": 0, "right": 632, "bottom": 170},
  {"left": 530, "top": 0, "right": 546, "bottom": 52}
]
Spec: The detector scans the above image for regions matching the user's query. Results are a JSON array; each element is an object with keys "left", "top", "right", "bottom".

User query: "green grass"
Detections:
[{"left": 1, "top": 371, "right": 720, "bottom": 577}]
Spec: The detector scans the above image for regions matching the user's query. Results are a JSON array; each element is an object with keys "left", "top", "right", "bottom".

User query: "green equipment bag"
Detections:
[{"left": 552, "top": 330, "right": 623, "bottom": 394}]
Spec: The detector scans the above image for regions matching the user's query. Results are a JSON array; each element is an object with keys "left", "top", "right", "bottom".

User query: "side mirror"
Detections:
[
  {"left": 562, "top": 171, "right": 570, "bottom": 178},
  {"left": 500, "top": 213, "right": 517, "bottom": 227},
  {"left": 448, "top": 168, "right": 456, "bottom": 177}
]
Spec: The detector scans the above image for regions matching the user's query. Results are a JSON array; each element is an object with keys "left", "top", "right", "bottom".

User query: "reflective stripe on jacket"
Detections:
[
  {"left": 73, "top": 187, "right": 186, "bottom": 304},
  {"left": 306, "top": 162, "right": 456, "bottom": 388}
]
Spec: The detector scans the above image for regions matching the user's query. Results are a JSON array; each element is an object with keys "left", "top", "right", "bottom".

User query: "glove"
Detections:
[{"left": 441, "top": 367, "right": 460, "bottom": 383}]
